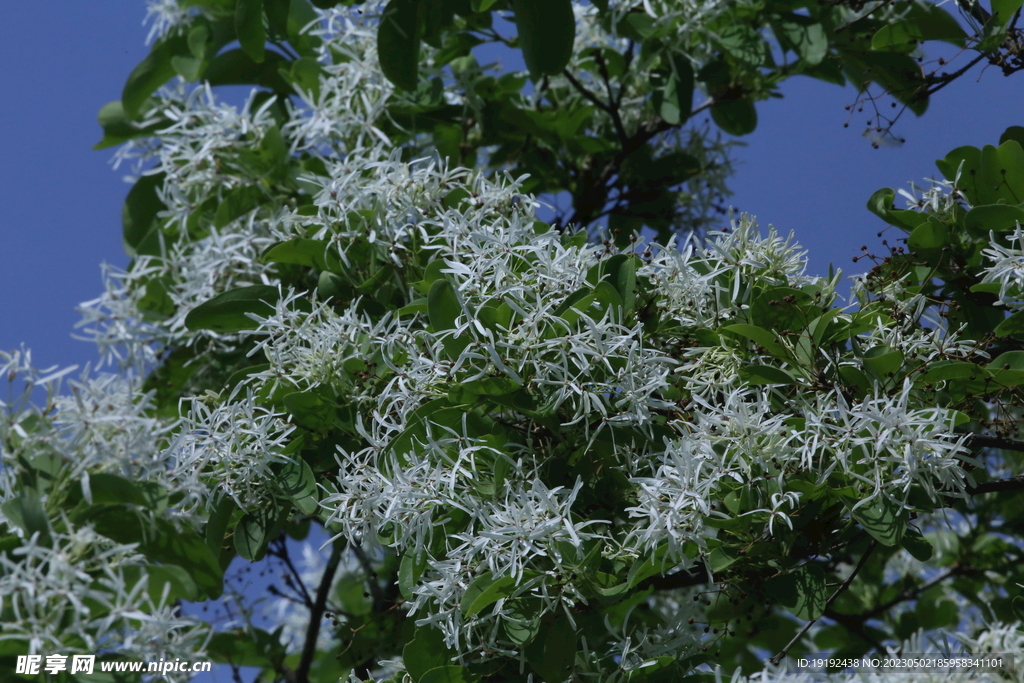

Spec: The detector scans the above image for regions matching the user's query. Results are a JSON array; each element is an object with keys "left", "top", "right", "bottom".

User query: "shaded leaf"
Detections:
[
  {"left": 900, "top": 529, "right": 934, "bottom": 561},
  {"left": 236, "top": 0, "right": 267, "bottom": 62},
  {"left": 512, "top": 0, "right": 575, "bottom": 79},
  {"left": 122, "top": 35, "right": 189, "bottom": 119},
  {"left": 184, "top": 285, "right": 281, "bottom": 333},
  {"left": 279, "top": 458, "right": 319, "bottom": 514},
  {"left": 379, "top": 0, "right": 423, "bottom": 91},
  {"left": 711, "top": 98, "right": 757, "bottom": 136},
  {"left": 122, "top": 172, "right": 167, "bottom": 254},
  {"left": 792, "top": 563, "right": 828, "bottom": 620},
  {"left": 739, "top": 364, "right": 796, "bottom": 385},
  {"left": 234, "top": 511, "right": 269, "bottom": 561}
]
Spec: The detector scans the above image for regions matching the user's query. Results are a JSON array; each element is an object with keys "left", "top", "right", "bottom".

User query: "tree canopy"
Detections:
[{"left": 3, "top": 0, "right": 1024, "bottom": 682}]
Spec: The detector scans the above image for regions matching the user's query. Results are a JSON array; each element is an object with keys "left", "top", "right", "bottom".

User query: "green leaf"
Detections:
[
  {"left": 918, "top": 361, "right": 980, "bottom": 384},
  {"left": 739, "top": 364, "right": 796, "bottom": 385},
  {"left": 214, "top": 185, "right": 265, "bottom": 228},
  {"left": 284, "top": 391, "right": 335, "bottom": 433},
  {"left": 626, "top": 543, "right": 671, "bottom": 589},
  {"left": 205, "top": 495, "right": 237, "bottom": 560},
  {"left": 995, "top": 310, "right": 1024, "bottom": 337},
  {"left": 964, "top": 204, "right": 1024, "bottom": 236},
  {"left": 526, "top": 612, "right": 576, "bottom": 683},
  {"left": 80, "top": 473, "right": 150, "bottom": 507},
  {"left": 404, "top": 627, "right": 453, "bottom": 682},
  {"left": 422, "top": 0, "right": 457, "bottom": 46},
  {"left": 460, "top": 572, "right": 497, "bottom": 615},
  {"left": 944, "top": 142, "right": 1024, "bottom": 206},
  {"left": 907, "top": 219, "right": 948, "bottom": 250},
  {"left": 94, "top": 100, "right": 165, "bottom": 149},
  {"left": 379, "top": 0, "right": 422, "bottom": 91},
  {"left": 711, "top": 98, "right": 757, "bottom": 136},
  {"left": 204, "top": 48, "right": 292, "bottom": 92},
  {"left": 722, "top": 324, "right": 789, "bottom": 360},
  {"left": 503, "top": 599, "right": 542, "bottom": 645},
  {"left": 122, "top": 35, "right": 189, "bottom": 119},
  {"left": 776, "top": 14, "right": 827, "bottom": 65},
  {"left": 463, "top": 574, "right": 518, "bottom": 616},
  {"left": 708, "top": 546, "right": 739, "bottom": 572},
  {"left": 900, "top": 529, "right": 933, "bottom": 561},
  {"left": 658, "top": 54, "right": 694, "bottom": 124},
  {"left": 871, "top": 4, "right": 966, "bottom": 49},
  {"left": 427, "top": 278, "right": 462, "bottom": 331},
  {"left": 1, "top": 488, "right": 50, "bottom": 544},
  {"left": 141, "top": 564, "right": 200, "bottom": 603},
  {"left": 512, "top": 0, "right": 576, "bottom": 79},
  {"left": 279, "top": 458, "right": 319, "bottom": 514},
  {"left": 289, "top": 56, "right": 325, "bottom": 98},
  {"left": 1001, "top": 125, "right": 1024, "bottom": 148},
  {"left": 864, "top": 188, "right": 931, "bottom": 231},
  {"left": 420, "top": 667, "right": 467, "bottom": 683},
  {"left": 265, "top": 0, "right": 291, "bottom": 39},
  {"left": 862, "top": 345, "right": 904, "bottom": 378},
  {"left": 765, "top": 572, "right": 798, "bottom": 607},
  {"left": 84, "top": 504, "right": 223, "bottom": 598},
  {"left": 184, "top": 285, "right": 281, "bottom": 332},
  {"left": 844, "top": 52, "right": 927, "bottom": 116},
  {"left": 287, "top": 0, "right": 322, "bottom": 56},
  {"left": 988, "top": 350, "right": 1024, "bottom": 385},
  {"left": 399, "top": 551, "right": 428, "bottom": 600},
  {"left": 236, "top": 0, "right": 267, "bottom": 62},
  {"left": 262, "top": 238, "right": 335, "bottom": 271},
  {"left": 603, "top": 254, "right": 639, "bottom": 313},
  {"left": 849, "top": 496, "right": 905, "bottom": 546},
  {"left": 992, "top": 0, "right": 1024, "bottom": 24},
  {"left": 234, "top": 511, "right": 269, "bottom": 561},
  {"left": 122, "top": 173, "right": 167, "bottom": 254},
  {"left": 207, "top": 629, "right": 275, "bottom": 667},
  {"left": 717, "top": 23, "right": 767, "bottom": 65},
  {"left": 1013, "top": 595, "right": 1024, "bottom": 620},
  {"left": 792, "top": 563, "right": 828, "bottom": 620},
  {"left": 171, "top": 54, "right": 205, "bottom": 80}
]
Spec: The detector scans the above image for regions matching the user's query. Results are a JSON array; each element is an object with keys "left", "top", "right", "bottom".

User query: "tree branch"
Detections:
[
  {"left": 637, "top": 566, "right": 706, "bottom": 591},
  {"left": 968, "top": 475, "right": 1024, "bottom": 494},
  {"left": 562, "top": 69, "right": 628, "bottom": 145},
  {"left": 271, "top": 537, "right": 314, "bottom": 610},
  {"left": 860, "top": 565, "right": 960, "bottom": 621},
  {"left": 296, "top": 540, "right": 344, "bottom": 683},
  {"left": 966, "top": 434, "right": 1024, "bottom": 452},
  {"left": 769, "top": 542, "right": 878, "bottom": 667}
]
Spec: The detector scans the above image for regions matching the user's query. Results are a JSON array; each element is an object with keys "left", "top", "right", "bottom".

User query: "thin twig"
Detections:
[
  {"left": 923, "top": 52, "right": 988, "bottom": 99},
  {"left": 769, "top": 541, "right": 878, "bottom": 666},
  {"left": 296, "top": 540, "right": 343, "bottom": 683},
  {"left": 562, "top": 69, "right": 628, "bottom": 145},
  {"left": 271, "top": 537, "right": 314, "bottom": 609}
]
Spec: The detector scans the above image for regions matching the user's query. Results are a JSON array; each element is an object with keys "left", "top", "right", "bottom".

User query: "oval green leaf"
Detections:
[
  {"left": 379, "top": 0, "right": 422, "bottom": 91},
  {"left": 236, "top": 0, "right": 267, "bottom": 62},
  {"left": 184, "top": 285, "right": 281, "bottom": 333},
  {"left": 711, "top": 98, "right": 757, "bottom": 136},
  {"left": 512, "top": 0, "right": 576, "bottom": 79}
]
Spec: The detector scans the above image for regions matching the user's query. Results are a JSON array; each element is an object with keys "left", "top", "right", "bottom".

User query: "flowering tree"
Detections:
[{"left": 4, "top": 0, "right": 1024, "bottom": 682}]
